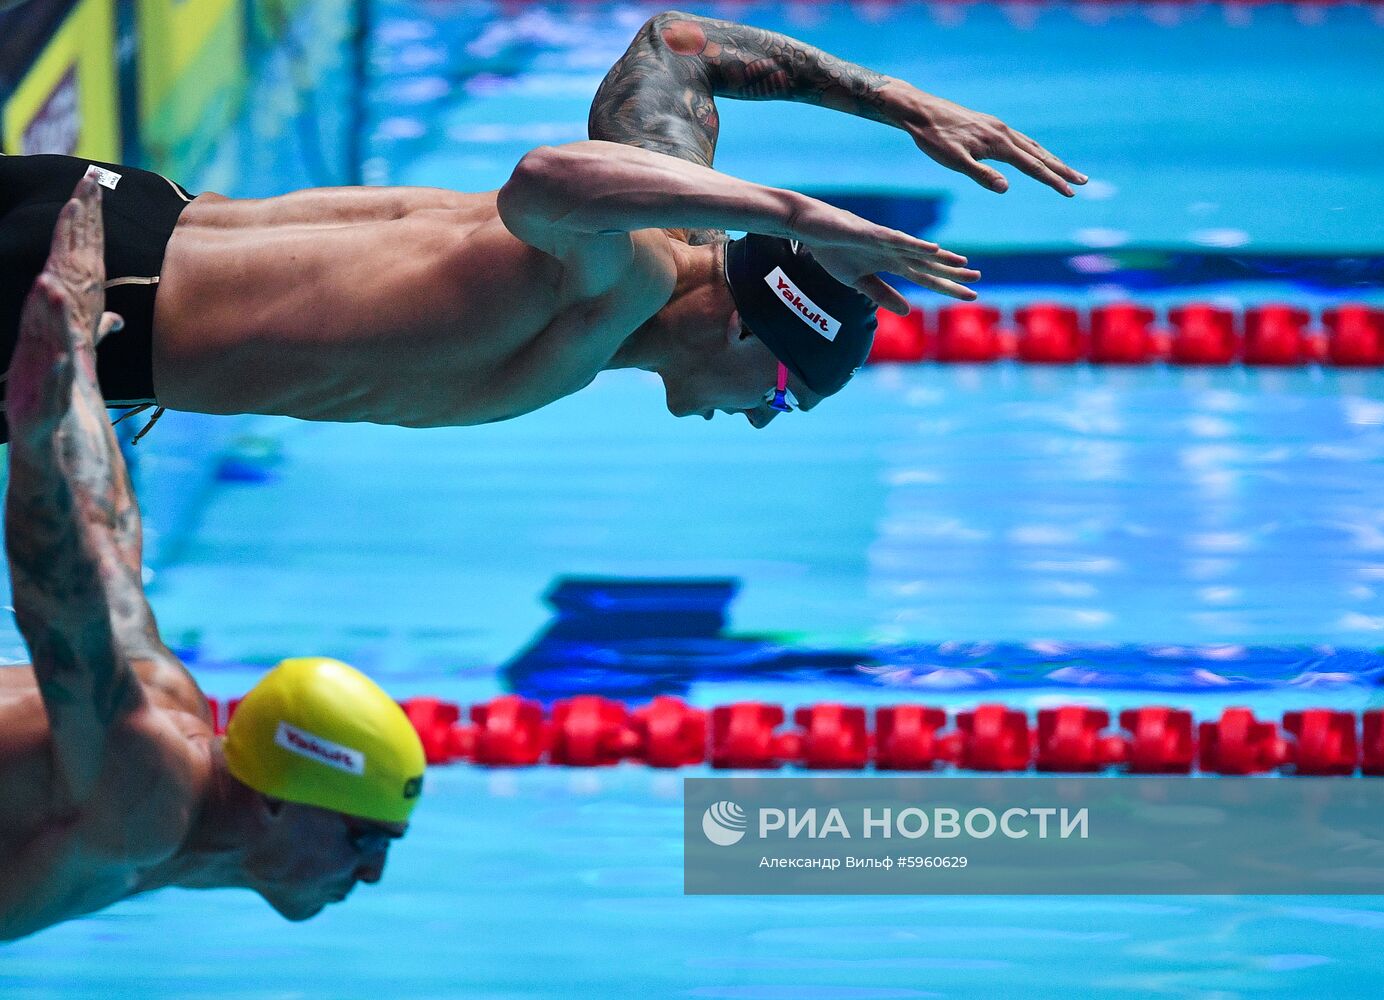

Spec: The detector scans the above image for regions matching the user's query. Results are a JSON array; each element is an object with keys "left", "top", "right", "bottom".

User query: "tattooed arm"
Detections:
[
  {"left": 590, "top": 11, "right": 1085, "bottom": 195},
  {"left": 5, "top": 178, "right": 182, "bottom": 810}
]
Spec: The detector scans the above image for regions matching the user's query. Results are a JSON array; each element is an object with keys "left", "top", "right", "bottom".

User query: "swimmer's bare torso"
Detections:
[
  {"left": 148, "top": 11, "right": 1083, "bottom": 428},
  {"left": 152, "top": 185, "right": 675, "bottom": 427}
]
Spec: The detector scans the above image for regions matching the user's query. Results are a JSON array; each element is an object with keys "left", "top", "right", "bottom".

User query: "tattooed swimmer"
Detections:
[
  {"left": 0, "top": 12, "right": 1085, "bottom": 443},
  {"left": 0, "top": 180, "right": 427, "bottom": 940}
]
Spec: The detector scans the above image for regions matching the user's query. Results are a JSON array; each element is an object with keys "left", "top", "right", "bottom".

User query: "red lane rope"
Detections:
[
  {"left": 868, "top": 302, "right": 1384, "bottom": 366},
  {"left": 207, "top": 695, "right": 1384, "bottom": 775}
]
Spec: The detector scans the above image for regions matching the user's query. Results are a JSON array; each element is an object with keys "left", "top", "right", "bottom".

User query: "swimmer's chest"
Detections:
[
  {"left": 373, "top": 224, "right": 673, "bottom": 426},
  {"left": 431, "top": 219, "right": 670, "bottom": 346},
  {"left": 473, "top": 231, "right": 672, "bottom": 422}
]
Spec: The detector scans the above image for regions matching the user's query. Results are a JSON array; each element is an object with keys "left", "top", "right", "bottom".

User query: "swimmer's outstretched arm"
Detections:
[
  {"left": 4, "top": 178, "right": 176, "bottom": 809},
  {"left": 501, "top": 140, "right": 979, "bottom": 306},
  {"left": 590, "top": 10, "right": 1085, "bottom": 196}
]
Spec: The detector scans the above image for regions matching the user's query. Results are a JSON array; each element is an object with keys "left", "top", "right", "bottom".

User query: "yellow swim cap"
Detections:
[{"left": 223, "top": 657, "right": 425, "bottom": 824}]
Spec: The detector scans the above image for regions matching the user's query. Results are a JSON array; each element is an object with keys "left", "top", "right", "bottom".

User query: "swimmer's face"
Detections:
[
  {"left": 247, "top": 798, "right": 407, "bottom": 921},
  {"left": 660, "top": 310, "right": 820, "bottom": 428}
]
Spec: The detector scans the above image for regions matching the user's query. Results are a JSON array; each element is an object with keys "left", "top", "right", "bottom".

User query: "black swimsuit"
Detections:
[{"left": 0, "top": 153, "right": 196, "bottom": 443}]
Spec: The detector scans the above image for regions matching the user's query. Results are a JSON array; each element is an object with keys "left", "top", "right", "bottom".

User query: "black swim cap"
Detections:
[{"left": 723, "top": 234, "right": 878, "bottom": 397}]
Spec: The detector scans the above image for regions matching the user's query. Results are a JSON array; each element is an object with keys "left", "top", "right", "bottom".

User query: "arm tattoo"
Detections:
[
  {"left": 6, "top": 356, "right": 156, "bottom": 700},
  {"left": 589, "top": 11, "right": 894, "bottom": 169},
  {"left": 5, "top": 288, "right": 157, "bottom": 801}
]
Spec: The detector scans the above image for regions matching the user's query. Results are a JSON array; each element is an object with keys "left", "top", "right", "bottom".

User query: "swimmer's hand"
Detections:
[
  {"left": 789, "top": 200, "right": 981, "bottom": 313},
  {"left": 45, "top": 176, "right": 123, "bottom": 347},
  {"left": 890, "top": 85, "right": 1087, "bottom": 197},
  {"left": 8, "top": 176, "right": 123, "bottom": 429}
]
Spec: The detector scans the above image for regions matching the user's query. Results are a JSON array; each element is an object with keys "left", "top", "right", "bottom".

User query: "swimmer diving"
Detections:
[{"left": 0, "top": 11, "right": 1085, "bottom": 445}]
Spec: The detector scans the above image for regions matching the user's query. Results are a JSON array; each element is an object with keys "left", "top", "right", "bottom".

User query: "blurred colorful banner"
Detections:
[
  {"left": 1, "top": 0, "right": 120, "bottom": 158},
  {"left": 136, "top": 0, "right": 245, "bottom": 176}
]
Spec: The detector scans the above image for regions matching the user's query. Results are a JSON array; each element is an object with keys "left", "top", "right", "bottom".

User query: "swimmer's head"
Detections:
[
  {"left": 723, "top": 234, "right": 878, "bottom": 397},
  {"left": 645, "top": 233, "right": 873, "bottom": 427},
  {"left": 223, "top": 657, "right": 424, "bottom": 919}
]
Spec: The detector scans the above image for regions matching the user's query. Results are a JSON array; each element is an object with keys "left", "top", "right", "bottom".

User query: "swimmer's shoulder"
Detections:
[
  {"left": 549, "top": 227, "right": 676, "bottom": 319},
  {"left": 578, "top": 227, "right": 677, "bottom": 302},
  {"left": 0, "top": 687, "right": 213, "bottom": 886},
  {"left": 492, "top": 179, "right": 675, "bottom": 300},
  {"left": 131, "top": 650, "right": 213, "bottom": 724},
  {"left": 78, "top": 652, "right": 214, "bottom": 830},
  {"left": 79, "top": 699, "right": 214, "bottom": 858},
  {"left": 0, "top": 712, "right": 211, "bottom": 935}
]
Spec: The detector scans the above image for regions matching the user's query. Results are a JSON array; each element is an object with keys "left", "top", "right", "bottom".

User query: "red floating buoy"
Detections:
[
  {"left": 1198, "top": 707, "right": 1287, "bottom": 774},
  {"left": 1118, "top": 706, "right": 1195, "bottom": 773},
  {"left": 791, "top": 704, "right": 870, "bottom": 770},
  {"left": 550, "top": 695, "right": 637, "bottom": 766},
  {"left": 1243, "top": 304, "right": 1311, "bottom": 365},
  {"left": 1089, "top": 303, "right": 1156, "bottom": 364},
  {"left": 1169, "top": 304, "right": 1238, "bottom": 365},
  {"left": 469, "top": 694, "right": 548, "bottom": 766},
  {"left": 935, "top": 304, "right": 1002, "bottom": 362},
  {"left": 869, "top": 307, "right": 929, "bottom": 363},
  {"left": 631, "top": 696, "right": 707, "bottom": 768},
  {"left": 1036, "top": 706, "right": 1126, "bottom": 771},
  {"left": 1363, "top": 710, "right": 1384, "bottom": 775},
  {"left": 954, "top": 704, "right": 1032, "bottom": 771},
  {"left": 874, "top": 705, "right": 952, "bottom": 770},
  {"left": 710, "top": 702, "right": 790, "bottom": 769},
  {"left": 1015, "top": 303, "right": 1083, "bottom": 363},
  {"left": 1282, "top": 709, "right": 1358, "bottom": 775},
  {"left": 1323, "top": 304, "right": 1384, "bottom": 367},
  {"left": 402, "top": 697, "right": 465, "bottom": 765}
]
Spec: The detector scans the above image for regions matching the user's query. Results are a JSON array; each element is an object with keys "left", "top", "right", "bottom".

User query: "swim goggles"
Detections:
[
  {"left": 348, "top": 822, "right": 400, "bottom": 856},
  {"left": 764, "top": 362, "right": 799, "bottom": 413}
]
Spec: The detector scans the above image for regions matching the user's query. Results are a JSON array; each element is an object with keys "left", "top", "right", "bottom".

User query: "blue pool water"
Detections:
[{"left": 5, "top": 2, "right": 1384, "bottom": 997}]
